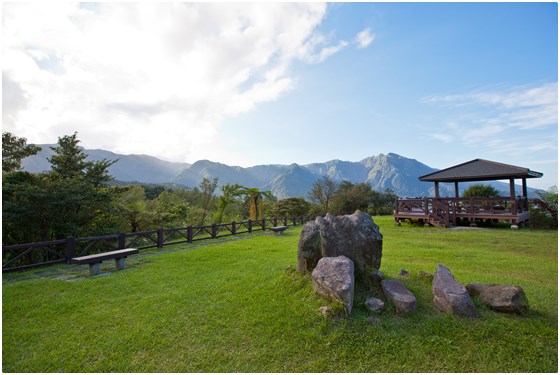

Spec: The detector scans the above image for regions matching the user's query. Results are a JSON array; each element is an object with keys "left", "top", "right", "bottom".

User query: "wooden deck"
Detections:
[{"left": 394, "top": 196, "right": 530, "bottom": 228}]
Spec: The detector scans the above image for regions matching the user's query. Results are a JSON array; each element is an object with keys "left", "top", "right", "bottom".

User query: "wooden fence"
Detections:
[{"left": 2, "top": 216, "right": 314, "bottom": 273}]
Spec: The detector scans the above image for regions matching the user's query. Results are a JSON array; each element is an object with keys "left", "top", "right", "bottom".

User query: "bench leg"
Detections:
[
  {"left": 115, "top": 258, "right": 126, "bottom": 270},
  {"left": 89, "top": 263, "right": 101, "bottom": 276}
]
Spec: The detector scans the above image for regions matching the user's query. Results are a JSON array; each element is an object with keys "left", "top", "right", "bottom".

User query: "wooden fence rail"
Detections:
[{"left": 2, "top": 216, "right": 315, "bottom": 273}]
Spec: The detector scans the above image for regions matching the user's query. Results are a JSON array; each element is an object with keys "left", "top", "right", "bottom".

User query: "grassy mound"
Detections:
[{"left": 2, "top": 216, "right": 557, "bottom": 372}]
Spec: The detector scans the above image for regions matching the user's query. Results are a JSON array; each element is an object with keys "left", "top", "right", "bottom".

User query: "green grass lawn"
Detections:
[{"left": 3, "top": 216, "right": 558, "bottom": 372}]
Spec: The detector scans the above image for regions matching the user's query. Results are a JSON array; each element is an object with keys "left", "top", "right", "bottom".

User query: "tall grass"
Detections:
[{"left": 2, "top": 216, "right": 557, "bottom": 372}]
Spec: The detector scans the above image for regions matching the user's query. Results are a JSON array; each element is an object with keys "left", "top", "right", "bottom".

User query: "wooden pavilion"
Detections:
[{"left": 393, "top": 159, "right": 543, "bottom": 228}]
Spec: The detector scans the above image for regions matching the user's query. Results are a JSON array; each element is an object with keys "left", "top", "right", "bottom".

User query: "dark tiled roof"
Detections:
[{"left": 419, "top": 159, "right": 543, "bottom": 182}]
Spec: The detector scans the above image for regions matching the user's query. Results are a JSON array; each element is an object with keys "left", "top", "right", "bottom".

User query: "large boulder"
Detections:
[
  {"left": 466, "top": 283, "right": 528, "bottom": 313},
  {"left": 432, "top": 264, "right": 478, "bottom": 318},
  {"left": 297, "top": 210, "right": 383, "bottom": 285},
  {"left": 381, "top": 279, "right": 417, "bottom": 314},
  {"left": 311, "top": 256, "right": 355, "bottom": 314}
]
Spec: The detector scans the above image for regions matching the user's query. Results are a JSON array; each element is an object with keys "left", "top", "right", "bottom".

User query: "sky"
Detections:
[{"left": 2, "top": 2, "right": 558, "bottom": 189}]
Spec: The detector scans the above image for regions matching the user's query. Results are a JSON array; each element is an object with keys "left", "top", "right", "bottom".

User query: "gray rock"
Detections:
[
  {"left": 366, "top": 316, "right": 380, "bottom": 325},
  {"left": 372, "top": 270, "right": 383, "bottom": 283},
  {"left": 466, "top": 283, "right": 528, "bottom": 313},
  {"left": 311, "top": 256, "right": 355, "bottom": 314},
  {"left": 432, "top": 264, "right": 478, "bottom": 318},
  {"left": 365, "top": 297, "right": 385, "bottom": 312},
  {"left": 397, "top": 269, "right": 409, "bottom": 278},
  {"left": 381, "top": 279, "right": 417, "bottom": 314},
  {"left": 318, "top": 306, "right": 332, "bottom": 317},
  {"left": 417, "top": 270, "right": 434, "bottom": 282},
  {"left": 297, "top": 210, "right": 383, "bottom": 287}
]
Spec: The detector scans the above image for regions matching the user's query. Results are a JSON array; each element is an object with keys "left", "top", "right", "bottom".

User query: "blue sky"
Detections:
[{"left": 3, "top": 2, "right": 557, "bottom": 189}]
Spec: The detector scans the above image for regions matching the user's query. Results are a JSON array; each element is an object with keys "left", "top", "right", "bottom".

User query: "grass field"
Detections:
[{"left": 2, "top": 216, "right": 558, "bottom": 372}]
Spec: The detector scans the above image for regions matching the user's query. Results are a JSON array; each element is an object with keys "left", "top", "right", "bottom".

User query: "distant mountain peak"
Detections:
[{"left": 21, "top": 146, "right": 537, "bottom": 199}]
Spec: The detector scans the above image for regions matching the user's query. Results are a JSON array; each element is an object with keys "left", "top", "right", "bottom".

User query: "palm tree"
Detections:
[{"left": 236, "top": 186, "right": 273, "bottom": 220}]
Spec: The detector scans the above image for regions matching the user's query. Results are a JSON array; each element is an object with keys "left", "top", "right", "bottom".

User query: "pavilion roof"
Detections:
[{"left": 419, "top": 159, "right": 543, "bottom": 183}]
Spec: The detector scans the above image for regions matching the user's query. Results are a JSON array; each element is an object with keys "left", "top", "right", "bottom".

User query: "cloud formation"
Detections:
[
  {"left": 3, "top": 2, "right": 366, "bottom": 163},
  {"left": 356, "top": 27, "right": 375, "bottom": 49},
  {"left": 424, "top": 82, "right": 558, "bottom": 157}
]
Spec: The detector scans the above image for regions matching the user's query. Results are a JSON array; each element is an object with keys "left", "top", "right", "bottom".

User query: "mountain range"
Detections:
[{"left": 21, "top": 146, "right": 539, "bottom": 199}]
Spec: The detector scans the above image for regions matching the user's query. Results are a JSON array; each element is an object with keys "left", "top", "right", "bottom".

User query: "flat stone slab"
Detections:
[
  {"left": 381, "top": 279, "right": 417, "bottom": 314},
  {"left": 466, "top": 283, "right": 528, "bottom": 313},
  {"left": 432, "top": 264, "right": 478, "bottom": 318}
]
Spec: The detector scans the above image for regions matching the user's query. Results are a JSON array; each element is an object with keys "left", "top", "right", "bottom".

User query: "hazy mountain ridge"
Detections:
[{"left": 21, "top": 146, "right": 538, "bottom": 199}]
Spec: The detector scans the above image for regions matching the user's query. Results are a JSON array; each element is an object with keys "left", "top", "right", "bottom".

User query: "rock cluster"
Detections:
[
  {"left": 297, "top": 210, "right": 382, "bottom": 285},
  {"left": 298, "top": 213, "right": 528, "bottom": 319}
]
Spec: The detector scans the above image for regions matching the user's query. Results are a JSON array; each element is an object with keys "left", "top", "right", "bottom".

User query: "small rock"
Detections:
[
  {"left": 466, "top": 283, "right": 528, "bottom": 313},
  {"left": 318, "top": 306, "right": 332, "bottom": 317},
  {"left": 366, "top": 316, "right": 380, "bottom": 325},
  {"left": 432, "top": 264, "right": 478, "bottom": 318},
  {"left": 311, "top": 256, "right": 355, "bottom": 314},
  {"left": 417, "top": 271, "right": 434, "bottom": 282},
  {"left": 381, "top": 279, "right": 417, "bottom": 314},
  {"left": 397, "top": 269, "right": 409, "bottom": 278},
  {"left": 365, "top": 297, "right": 385, "bottom": 312},
  {"left": 372, "top": 270, "right": 383, "bottom": 283}
]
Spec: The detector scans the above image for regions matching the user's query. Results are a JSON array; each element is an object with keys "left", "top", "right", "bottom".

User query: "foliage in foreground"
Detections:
[{"left": 2, "top": 217, "right": 557, "bottom": 372}]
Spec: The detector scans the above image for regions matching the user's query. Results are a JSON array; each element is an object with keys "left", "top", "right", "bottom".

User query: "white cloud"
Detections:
[
  {"left": 422, "top": 82, "right": 558, "bottom": 167},
  {"left": 2, "top": 2, "right": 347, "bottom": 163},
  {"left": 355, "top": 27, "right": 375, "bottom": 49},
  {"left": 423, "top": 82, "right": 558, "bottom": 130}
]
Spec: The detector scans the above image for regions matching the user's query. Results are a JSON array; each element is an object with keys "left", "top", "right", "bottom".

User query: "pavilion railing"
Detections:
[{"left": 395, "top": 196, "right": 530, "bottom": 218}]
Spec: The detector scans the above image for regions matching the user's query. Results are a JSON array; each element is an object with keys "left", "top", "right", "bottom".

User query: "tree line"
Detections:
[{"left": 2, "top": 132, "right": 399, "bottom": 245}]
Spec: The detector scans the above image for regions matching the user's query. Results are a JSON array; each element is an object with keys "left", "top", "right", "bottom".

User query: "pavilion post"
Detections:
[
  {"left": 434, "top": 182, "right": 440, "bottom": 198},
  {"left": 509, "top": 178, "right": 516, "bottom": 215},
  {"left": 509, "top": 178, "right": 515, "bottom": 200},
  {"left": 454, "top": 181, "right": 459, "bottom": 198},
  {"left": 522, "top": 178, "right": 528, "bottom": 198}
]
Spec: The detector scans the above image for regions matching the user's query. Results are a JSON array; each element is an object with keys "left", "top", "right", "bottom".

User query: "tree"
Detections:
[
  {"left": 199, "top": 177, "right": 218, "bottom": 225},
  {"left": 48, "top": 132, "right": 116, "bottom": 182},
  {"left": 270, "top": 197, "right": 311, "bottom": 218},
  {"left": 307, "top": 176, "right": 339, "bottom": 214},
  {"left": 2, "top": 132, "right": 41, "bottom": 173},
  {"left": 236, "top": 186, "right": 274, "bottom": 220},
  {"left": 215, "top": 183, "right": 243, "bottom": 223},
  {"left": 462, "top": 183, "right": 500, "bottom": 197},
  {"left": 368, "top": 188, "right": 398, "bottom": 215},
  {"left": 113, "top": 185, "right": 156, "bottom": 232},
  {"left": 2, "top": 132, "right": 118, "bottom": 243},
  {"left": 153, "top": 189, "right": 191, "bottom": 228},
  {"left": 530, "top": 186, "right": 558, "bottom": 229},
  {"left": 331, "top": 181, "right": 374, "bottom": 215}
]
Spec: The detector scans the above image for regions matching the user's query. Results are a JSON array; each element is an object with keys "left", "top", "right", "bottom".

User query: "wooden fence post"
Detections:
[
  {"left": 232, "top": 221, "right": 237, "bottom": 235},
  {"left": 118, "top": 233, "right": 126, "bottom": 249},
  {"left": 248, "top": 220, "right": 252, "bottom": 233},
  {"left": 212, "top": 224, "right": 217, "bottom": 238},
  {"left": 157, "top": 228, "right": 164, "bottom": 248},
  {"left": 273, "top": 218, "right": 278, "bottom": 227},
  {"left": 187, "top": 226, "right": 193, "bottom": 243},
  {"left": 262, "top": 218, "right": 266, "bottom": 231},
  {"left": 65, "top": 236, "right": 75, "bottom": 264}
]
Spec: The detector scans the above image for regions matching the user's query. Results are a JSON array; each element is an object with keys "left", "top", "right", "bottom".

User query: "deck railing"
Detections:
[
  {"left": 395, "top": 196, "right": 529, "bottom": 215},
  {"left": 2, "top": 215, "right": 315, "bottom": 273}
]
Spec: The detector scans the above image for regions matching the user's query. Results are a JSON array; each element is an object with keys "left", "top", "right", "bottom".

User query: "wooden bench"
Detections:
[
  {"left": 269, "top": 226, "right": 288, "bottom": 236},
  {"left": 71, "top": 248, "right": 139, "bottom": 276}
]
